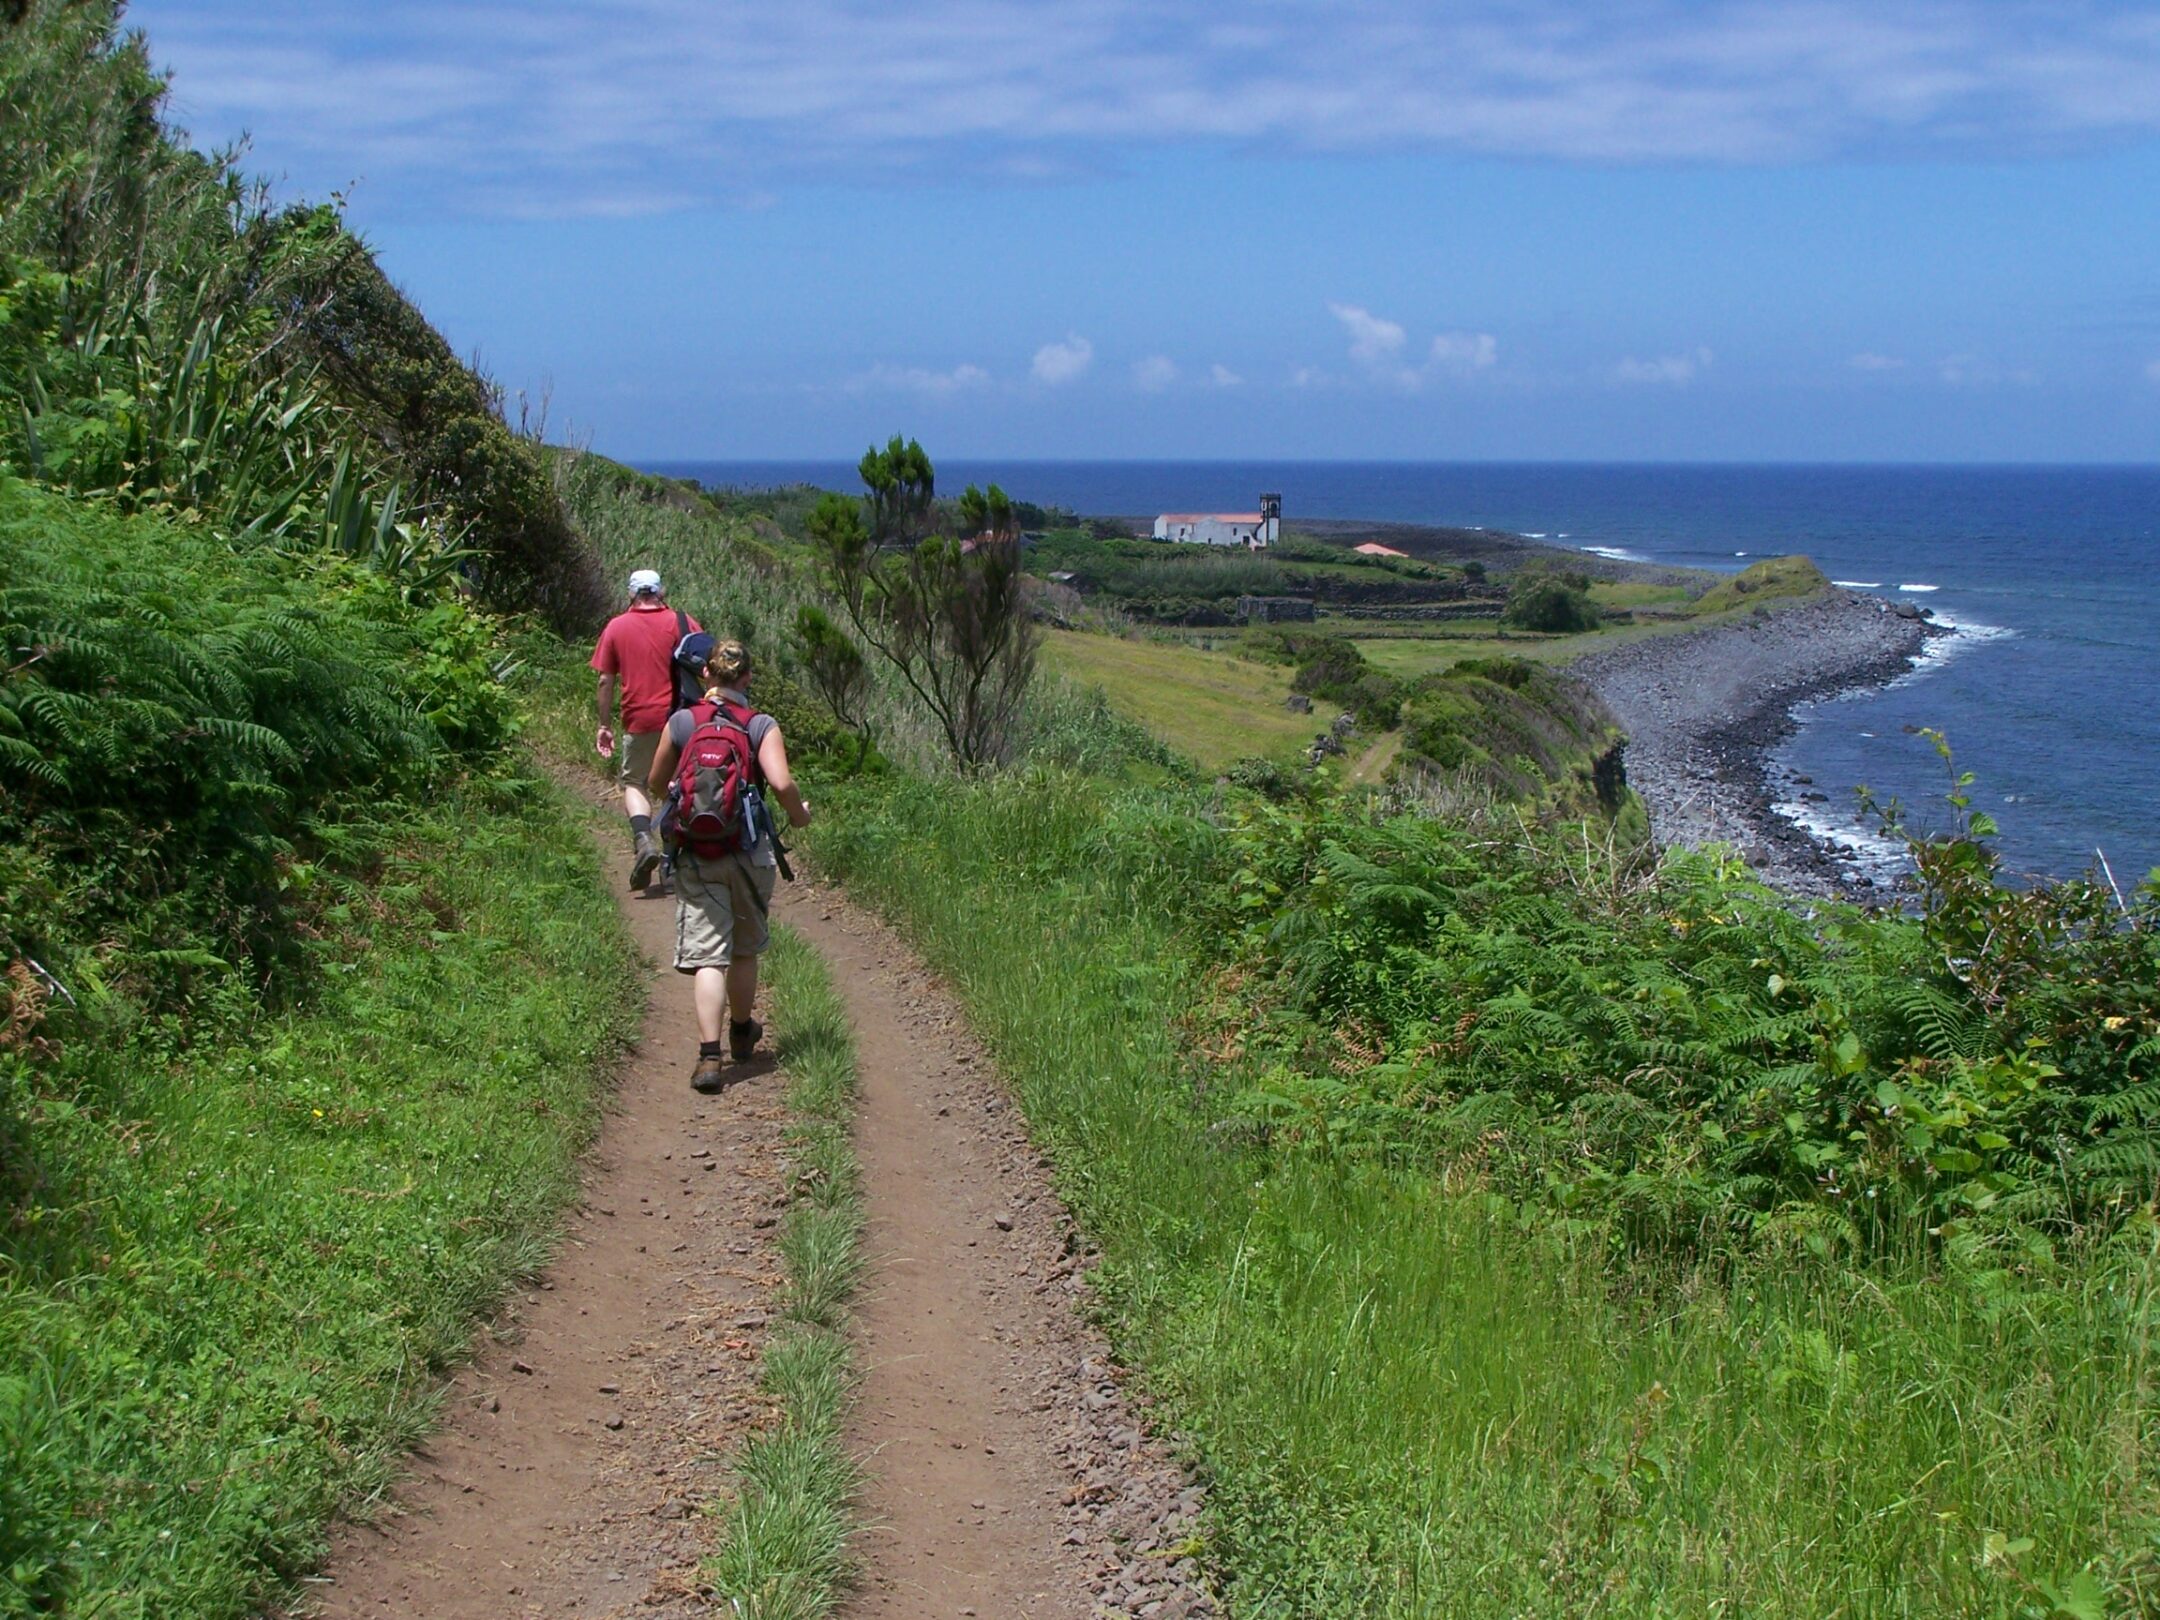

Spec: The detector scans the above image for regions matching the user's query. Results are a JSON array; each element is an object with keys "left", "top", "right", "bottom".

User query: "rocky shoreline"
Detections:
[{"left": 1574, "top": 592, "right": 1945, "bottom": 896}]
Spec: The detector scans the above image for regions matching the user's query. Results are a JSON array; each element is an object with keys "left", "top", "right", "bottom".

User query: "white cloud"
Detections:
[
  {"left": 1615, "top": 346, "right": 1714, "bottom": 385},
  {"left": 1849, "top": 352, "right": 1907, "bottom": 371},
  {"left": 1031, "top": 334, "right": 1094, "bottom": 385},
  {"left": 845, "top": 361, "right": 991, "bottom": 397},
  {"left": 1329, "top": 304, "right": 1503, "bottom": 389},
  {"left": 1132, "top": 354, "right": 1179, "bottom": 391},
  {"left": 128, "top": 0, "right": 2160, "bottom": 216},
  {"left": 1208, "top": 363, "right": 1245, "bottom": 388},
  {"left": 1430, "top": 330, "right": 1499, "bottom": 373},
  {"left": 1330, "top": 302, "right": 1409, "bottom": 372}
]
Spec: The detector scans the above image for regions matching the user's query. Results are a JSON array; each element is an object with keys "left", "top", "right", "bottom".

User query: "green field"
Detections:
[
  {"left": 1041, "top": 629, "right": 1327, "bottom": 768},
  {"left": 1348, "top": 616, "right": 1710, "bottom": 677}
]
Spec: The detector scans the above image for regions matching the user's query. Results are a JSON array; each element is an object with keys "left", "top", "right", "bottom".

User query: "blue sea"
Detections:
[{"left": 645, "top": 460, "right": 2160, "bottom": 886}]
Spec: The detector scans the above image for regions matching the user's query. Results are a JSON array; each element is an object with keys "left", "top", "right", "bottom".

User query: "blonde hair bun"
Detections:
[{"left": 709, "top": 638, "right": 753, "bottom": 683}]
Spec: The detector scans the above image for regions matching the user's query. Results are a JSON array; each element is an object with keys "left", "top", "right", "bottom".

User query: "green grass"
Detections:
[
  {"left": 703, "top": 927, "right": 863, "bottom": 1619},
  {"left": 1589, "top": 578, "right": 1696, "bottom": 611},
  {"left": 1346, "top": 557, "right": 1833, "bottom": 682},
  {"left": 809, "top": 769, "right": 2158, "bottom": 1618},
  {"left": 0, "top": 763, "right": 639, "bottom": 1619},
  {"left": 1687, "top": 554, "right": 1830, "bottom": 614},
  {"left": 1349, "top": 624, "right": 1566, "bottom": 676},
  {"left": 1041, "top": 629, "right": 1327, "bottom": 769}
]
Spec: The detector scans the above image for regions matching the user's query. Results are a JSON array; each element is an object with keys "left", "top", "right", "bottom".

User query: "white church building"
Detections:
[{"left": 1153, "top": 493, "right": 1280, "bottom": 549}]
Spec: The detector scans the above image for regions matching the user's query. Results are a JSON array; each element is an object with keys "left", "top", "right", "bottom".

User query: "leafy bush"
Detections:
[
  {"left": 1225, "top": 755, "right": 1303, "bottom": 801},
  {"left": 1396, "top": 657, "right": 1619, "bottom": 812},
  {"left": 1205, "top": 761, "right": 2160, "bottom": 1251},
  {"left": 0, "top": 480, "right": 512, "bottom": 1021},
  {"left": 0, "top": 3, "right": 605, "bottom": 627},
  {"left": 291, "top": 246, "right": 608, "bottom": 627},
  {"left": 1502, "top": 573, "right": 1601, "bottom": 632}
]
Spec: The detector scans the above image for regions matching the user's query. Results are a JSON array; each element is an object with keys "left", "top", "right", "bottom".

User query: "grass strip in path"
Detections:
[{"left": 703, "top": 926, "right": 863, "bottom": 1619}]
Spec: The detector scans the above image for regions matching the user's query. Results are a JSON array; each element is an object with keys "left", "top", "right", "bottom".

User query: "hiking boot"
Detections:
[
  {"left": 691, "top": 1053, "right": 729, "bottom": 1095},
  {"left": 729, "top": 1017, "right": 763, "bottom": 1063},
  {"left": 630, "top": 831, "right": 663, "bottom": 891}
]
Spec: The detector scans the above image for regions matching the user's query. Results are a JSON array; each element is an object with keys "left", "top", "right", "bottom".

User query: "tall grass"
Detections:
[
  {"left": 0, "top": 765, "right": 639, "bottom": 1618},
  {"left": 809, "top": 768, "right": 2158, "bottom": 1616}
]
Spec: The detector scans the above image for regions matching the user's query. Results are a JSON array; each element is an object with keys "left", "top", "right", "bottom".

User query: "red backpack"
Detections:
[{"left": 672, "top": 698, "right": 762, "bottom": 859}]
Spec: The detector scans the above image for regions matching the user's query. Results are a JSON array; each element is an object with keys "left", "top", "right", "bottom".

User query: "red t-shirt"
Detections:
[{"left": 591, "top": 603, "right": 701, "bottom": 733}]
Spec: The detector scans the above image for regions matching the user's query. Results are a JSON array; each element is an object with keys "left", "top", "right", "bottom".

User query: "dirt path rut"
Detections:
[{"left": 295, "top": 798, "right": 1212, "bottom": 1618}]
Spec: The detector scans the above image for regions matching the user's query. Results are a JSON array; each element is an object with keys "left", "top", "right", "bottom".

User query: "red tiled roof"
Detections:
[
  {"left": 1160, "top": 513, "right": 1264, "bottom": 523},
  {"left": 1353, "top": 542, "right": 1409, "bottom": 557}
]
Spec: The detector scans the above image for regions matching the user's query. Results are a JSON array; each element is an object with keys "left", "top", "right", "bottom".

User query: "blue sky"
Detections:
[{"left": 129, "top": 0, "right": 2160, "bottom": 462}]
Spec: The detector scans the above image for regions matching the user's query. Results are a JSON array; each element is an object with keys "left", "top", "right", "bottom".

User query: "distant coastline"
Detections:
[
  {"left": 1263, "top": 517, "right": 1944, "bottom": 893},
  {"left": 649, "top": 459, "right": 2158, "bottom": 883}
]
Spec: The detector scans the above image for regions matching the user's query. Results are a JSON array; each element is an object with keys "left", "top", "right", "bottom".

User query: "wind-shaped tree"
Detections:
[{"left": 806, "top": 439, "right": 1036, "bottom": 768}]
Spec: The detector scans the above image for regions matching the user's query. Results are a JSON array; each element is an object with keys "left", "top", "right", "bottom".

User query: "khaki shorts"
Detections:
[
  {"left": 617, "top": 728, "right": 663, "bottom": 793},
  {"left": 673, "top": 851, "right": 776, "bottom": 973}
]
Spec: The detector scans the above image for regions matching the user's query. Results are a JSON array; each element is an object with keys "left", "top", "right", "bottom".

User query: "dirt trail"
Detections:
[
  {"left": 295, "top": 822, "right": 793, "bottom": 1618},
  {"left": 787, "top": 885, "right": 1213, "bottom": 1619},
  {"left": 295, "top": 794, "right": 1213, "bottom": 1618}
]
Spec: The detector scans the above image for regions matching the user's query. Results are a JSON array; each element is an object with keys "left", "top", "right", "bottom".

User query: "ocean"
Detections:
[{"left": 643, "top": 460, "right": 2160, "bottom": 886}]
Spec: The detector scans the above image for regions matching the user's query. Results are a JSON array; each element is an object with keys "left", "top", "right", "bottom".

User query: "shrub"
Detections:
[
  {"left": 290, "top": 246, "right": 608, "bottom": 628},
  {"left": 1395, "top": 659, "right": 1617, "bottom": 812},
  {"left": 1204, "top": 751, "right": 2160, "bottom": 1250},
  {"left": 1502, "top": 574, "right": 1601, "bottom": 633},
  {"left": 1225, "top": 755, "right": 1301, "bottom": 801},
  {"left": 0, "top": 479, "right": 512, "bottom": 1015}
]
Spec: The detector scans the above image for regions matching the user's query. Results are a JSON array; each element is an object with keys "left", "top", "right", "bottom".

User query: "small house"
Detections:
[{"left": 1154, "top": 492, "right": 1281, "bottom": 549}]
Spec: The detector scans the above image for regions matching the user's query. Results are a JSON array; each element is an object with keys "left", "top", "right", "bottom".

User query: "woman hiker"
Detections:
[{"left": 646, "top": 636, "right": 813, "bottom": 1094}]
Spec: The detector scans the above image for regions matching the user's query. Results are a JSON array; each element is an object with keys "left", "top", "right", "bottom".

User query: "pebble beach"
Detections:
[{"left": 1575, "top": 592, "right": 1940, "bottom": 895}]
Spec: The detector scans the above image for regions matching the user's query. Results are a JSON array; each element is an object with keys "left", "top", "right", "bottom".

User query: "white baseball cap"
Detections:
[{"left": 628, "top": 568, "right": 663, "bottom": 596}]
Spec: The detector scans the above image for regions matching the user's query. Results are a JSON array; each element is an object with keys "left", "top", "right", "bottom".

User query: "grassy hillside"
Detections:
[
  {"left": 0, "top": 1, "right": 606, "bottom": 627},
  {"left": 805, "top": 763, "right": 2159, "bottom": 1619},
  {"left": 0, "top": 483, "right": 638, "bottom": 1616},
  {"left": 1040, "top": 630, "right": 1327, "bottom": 770},
  {"left": 0, "top": 17, "right": 642, "bottom": 1608}
]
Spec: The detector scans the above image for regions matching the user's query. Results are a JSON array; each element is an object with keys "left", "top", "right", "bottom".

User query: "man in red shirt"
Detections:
[{"left": 591, "top": 568, "right": 700, "bottom": 889}]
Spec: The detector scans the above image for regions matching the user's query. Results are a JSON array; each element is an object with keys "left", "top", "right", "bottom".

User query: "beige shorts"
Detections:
[
  {"left": 673, "top": 851, "right": 776, "bottom": 973},
  {"left": 617, "top": 728, "right": 663, "bottom": 793}
]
